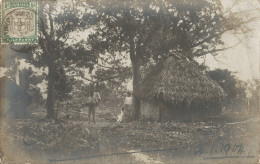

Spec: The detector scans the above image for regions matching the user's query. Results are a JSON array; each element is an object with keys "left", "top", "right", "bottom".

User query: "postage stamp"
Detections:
[{"left": 1, "top": 0, "right": 37, "bottom": 44}]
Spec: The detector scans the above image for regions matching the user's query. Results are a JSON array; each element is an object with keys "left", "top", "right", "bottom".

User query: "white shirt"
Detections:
[
  {"left": 124, "top": 96, "right": 133, "bottom": 105},
  {"left": 93, "top": 92, "right": 101, "bottom": 100}
]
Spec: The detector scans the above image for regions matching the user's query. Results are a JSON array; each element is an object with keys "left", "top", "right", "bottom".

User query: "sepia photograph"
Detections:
[{"left": 0, "top": 0, "right": 260, "bottom": 163}]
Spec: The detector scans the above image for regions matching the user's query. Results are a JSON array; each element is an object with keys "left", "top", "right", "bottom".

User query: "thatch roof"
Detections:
[{"left": 135, "top": 56, "right": 226, "bottom": 106}]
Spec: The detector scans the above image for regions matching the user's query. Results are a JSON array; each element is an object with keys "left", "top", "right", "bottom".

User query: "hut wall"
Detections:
[
  {"left": 140, "top": 100, "right": 193, "bottom": 122},
  {"left": 160, "top": 103, "right": 192, "bottom": 122},
  {"left": 140, "top": 100, "right": 223, "bottom": 122},
  {"left": 189, "top": 101, "right": 223, "bottom": 120},
  {"left": 140, "top": 100, "right": 159, "bottom": 121},
  {"left": 160, "top": 103, "right": 174, "bottom": 121}
]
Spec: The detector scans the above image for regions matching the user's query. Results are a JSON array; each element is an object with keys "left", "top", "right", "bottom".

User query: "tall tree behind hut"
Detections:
[{"left": 84, "top": 0, "right": 257, "bottom": 119}]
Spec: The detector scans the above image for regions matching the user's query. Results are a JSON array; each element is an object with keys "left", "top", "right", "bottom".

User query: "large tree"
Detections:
[
  {"left": 11, "top": 0, "right": 133, "bottom": 119},
  {"left": 83, "top": 0, "right": 256, "bottom": 119},
  {"left": 11, "top": 0, "right": 98, "bottom": 119}
]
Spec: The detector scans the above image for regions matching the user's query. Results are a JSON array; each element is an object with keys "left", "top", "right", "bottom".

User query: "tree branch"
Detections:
[
  {"left": 56, "top": 22, "right": 71, "bottom": 41},
  {"left": 96, "top": 63, "right": 113, "bottom": 69},
  {"left": 80, "top": 76, "right": 96, "bottom": 83},
  {"left": 48, "top": 6, "right": 54, "bottom": 37},
  {"left": 211, "top": 55, "right": 229, "bottom": 66},
  {"left": 39, "top": 18, "right": 49, "bottom": 40},
  {"left": 81, "top": 74, "right": 122, "bottom": 84},
  {"left": 194, "top": 41, "right": 241, "bottom": 57},
  {"left": 191, "top": 31, "right": 225, "bottom": 48},
  {"left": 192, "top": 17, "right": 259, "bottom": 49}
]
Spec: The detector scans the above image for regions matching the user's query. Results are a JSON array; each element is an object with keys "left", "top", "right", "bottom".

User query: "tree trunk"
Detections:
[
  {"left": 129, "top": 36, "right": 142, "bottom": 120},
  {"left": 132, "top": 61, "right": 142, "bottom": 120},
  {"left": 46, "top": 63, "right": 57, "bottom": 119}
]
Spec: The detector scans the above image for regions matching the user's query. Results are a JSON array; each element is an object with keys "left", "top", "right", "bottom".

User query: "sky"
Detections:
[
  {"left": 197, "top": 30, "right": 260, "bottom": 81},
  {"left": 201, "top": 0, "right": 260, "bottom": 81}
]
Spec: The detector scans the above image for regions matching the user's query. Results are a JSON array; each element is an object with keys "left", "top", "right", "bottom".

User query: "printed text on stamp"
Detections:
[{"left": 1, "top": 0, "right": 37, "bottom": 44}]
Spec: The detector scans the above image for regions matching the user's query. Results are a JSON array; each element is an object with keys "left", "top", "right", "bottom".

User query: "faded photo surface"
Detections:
[{"left": 0, "top": 0, "right": 260, "bottom": 163}]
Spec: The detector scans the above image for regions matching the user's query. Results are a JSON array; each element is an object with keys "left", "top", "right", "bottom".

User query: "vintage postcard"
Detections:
[{"left": 0, "top": 0, "right": 260, "bottom": 163}]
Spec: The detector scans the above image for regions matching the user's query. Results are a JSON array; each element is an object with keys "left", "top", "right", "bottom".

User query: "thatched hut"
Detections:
[{"left": 135, "top": 56, "right": 226, "bottom": 122}]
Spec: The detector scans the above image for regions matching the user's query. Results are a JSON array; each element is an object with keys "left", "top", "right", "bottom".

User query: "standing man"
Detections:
[{"left": 88, "top": 89, "right": 101, "bottom": 123}]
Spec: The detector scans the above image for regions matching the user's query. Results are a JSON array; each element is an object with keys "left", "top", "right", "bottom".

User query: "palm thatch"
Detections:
[{"left": 135, "top": 56, "right": 226, "bottom": 106}]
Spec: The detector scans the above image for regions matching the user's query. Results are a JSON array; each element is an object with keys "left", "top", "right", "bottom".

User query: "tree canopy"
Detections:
[{"left": 86, "top": 0, "right": 253, "bottom": 63}]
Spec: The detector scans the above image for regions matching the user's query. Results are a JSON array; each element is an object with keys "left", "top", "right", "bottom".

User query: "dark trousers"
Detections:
[{"left": 88, "top": 105, "right": 97, "bottom": 123}]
